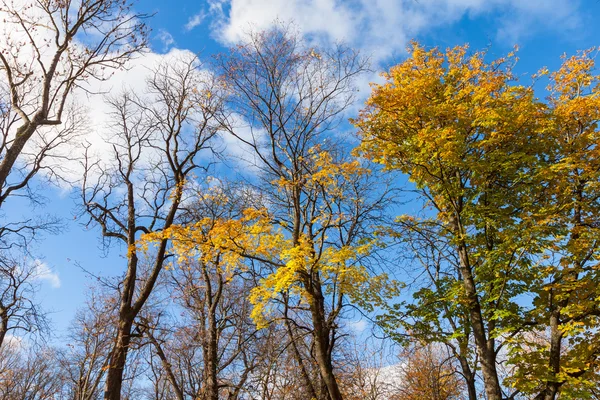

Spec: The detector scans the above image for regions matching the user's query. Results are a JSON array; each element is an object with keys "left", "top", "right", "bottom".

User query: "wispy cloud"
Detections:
[
  {"left": 156, "top": 29, "right": 175, "bottom": 52},
  {"left": 185, "top": 12, "right": 206, "bottom": 31},
  {"left": 32, "top": 260, "right": 61, "bottom": 289},
  {"left": 349, "top": 319, "right": 368, "bottom": 333}
]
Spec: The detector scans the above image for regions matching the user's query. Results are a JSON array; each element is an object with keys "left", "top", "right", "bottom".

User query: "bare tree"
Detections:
[
  {"left": 0, "top": 255, "right": 49, "bottom": 349},
  {"left": 249, "top": 327, "right": 319, "bottom": 400},
  {"left": 0, "top": 343, "right": 64, "bottom": 400},
  {"left": 140, "top": 292, "right": 261, "bottom": 400},
  {"left": 0, "top": 0, "right": 148, "bottom": 205},
  {"left": 58, "top": 286, "right": 117, "bottom": 400},
  {"left": 80, "top": 54, "right": 222, "bottom": 400},
  {"left": 0, "top": 0, "right": 148, "bottom": 363}
]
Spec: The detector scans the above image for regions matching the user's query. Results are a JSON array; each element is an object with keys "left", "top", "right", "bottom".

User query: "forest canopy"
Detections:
[{"left": 0, "top": 1, "right": 599, "bottom": 399}]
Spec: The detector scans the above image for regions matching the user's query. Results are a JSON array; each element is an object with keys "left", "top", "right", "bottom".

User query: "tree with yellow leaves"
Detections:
[
  {"left": 357, "top": 41, "right": 600, "bottom": 400},
  {"left": 508, "top": 49, "right": 600, "bottom": 400},
  {"left": 356, "top": 42, "right": 549, "bottom": 400},
  {"left": 214, "top": 25, "right": 402, "bottom": 400},
  {"left": 148, "top": 25, "right": 399, "bottom": 400}
]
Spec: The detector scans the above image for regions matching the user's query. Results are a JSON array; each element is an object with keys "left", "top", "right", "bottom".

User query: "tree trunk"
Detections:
[
  {"left": 0, "top": 121, "right": 37, "bottom": 205},
  {"left": 104, "top": 249, "right": 139, "bottom": 400},
  {"left": 535, "top": 196, "right": 583, "bottom": 400},
  {"left": 204, "top": 308, "right": 219, "bottom": 400},
  {"left": 0, "top": 313, "right": 8, "bottom": 350},
  {"left": 103, "top": 316, "right": 134, "bottom": 400},
  {"left": 456, "top": 241, "right": 503, "bottom": 400},
  {"left": 308, "top": 276, "right": 343, "bottom": 400},
  {"left": 533, "top": 306, "right": 562, "bottom": 400},
  {"left": 458, "top": 357, "right": 478, "bottom": 400}
]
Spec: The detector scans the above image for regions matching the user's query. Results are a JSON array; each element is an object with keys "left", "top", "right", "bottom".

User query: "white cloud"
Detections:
[
  {"left": 185, "top": 12, "right": 207, "bottom": 31},
  {"left": 156, "top": 29, "right": 175, "bottom": 52},
  {"left": 348, "top": 319, "right": 368, "bottom": 333},
  {"left": 32, "top": 259, "right": 61, "bottom": 289},
  {"left": 0, "top": 0, "right": 205, "bottom": 187},
  {"left": 0, "top": 0, "right": 584, "bottom": 190},
  {"left": 3, "top": 334, "right": 26, "bottom": 350},
  {"left": 201, "top": 0, "right": 582, "bottom": 124},
  {"left": 212, "top": 0, "right": 357, "bottom": 46},
  {"left": 208, "top": 0, "right": 582, "bottom": 66},
  {"left": 51, "top": 49, "right": 201, "bottom": 183}
]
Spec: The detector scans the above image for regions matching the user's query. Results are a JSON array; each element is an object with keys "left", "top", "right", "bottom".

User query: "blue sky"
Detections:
[{"left": 15, "top": 0, "right": 600, "bottom": 340}]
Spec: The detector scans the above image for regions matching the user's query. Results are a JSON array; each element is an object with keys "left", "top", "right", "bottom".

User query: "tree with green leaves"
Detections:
[{"left": 356, "top": 42, "right": 549, "bottom": 400}]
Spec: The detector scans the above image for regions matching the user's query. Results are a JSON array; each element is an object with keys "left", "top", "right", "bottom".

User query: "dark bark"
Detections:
[
  {"left": 283, "top": 299, "right": 318, "bottom": 400},
  {"left": 0, "top": 121, "right": 38, "bottom": 205},
  {"left": 103, "top": 317, "right": 134, "bottom": 400},
  {"left": 0, "top": 313, "right": 7, "bottom": 349},
  {"left": 454, "top": 227, "right": 502, "bottom": 400},
  {"left": 308, "top": 276, "right": 343, "bottom": 400},
  {"left": 104, "top": 241, "right": 139, "bottom": 400},
  {"left": 203, "top": 265, "right": 220, "bottom": 400},
  {"left": 457, "top": 355, "right": 478, "bottom": 400},
  {"left": 533, "top": 306, "right": 562, "bottom": 400}
]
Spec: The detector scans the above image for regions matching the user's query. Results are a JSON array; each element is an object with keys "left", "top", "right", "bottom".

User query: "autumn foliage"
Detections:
[
  {"left": 356, "top": 42, "right": 600, "bottom": 400},
  {"left": 2, "top": 5, "right": 600, "bottom": 397}
]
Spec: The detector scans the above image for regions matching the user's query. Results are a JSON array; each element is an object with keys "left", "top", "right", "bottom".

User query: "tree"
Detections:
[
  {"left": 0, "top": 0, "right": 148, "bottom": 206},
  {"left": 153, "top": 25, "right": 398, "bottom": 400},
  {"left": 0, "top": 0, "right": 148, "bottom": 362},
  {"left": 58, "top": 286, "right": 117, "bottom": 400},
  {"left": 80, "top": 53, "right": 221, "bottom": 400},
  {"left": 394, "top": 344, "right": 465, "bottom": 400},
  {"left": 508, "top": 49, "right": 600, "bottom": 400},
  {"left": 356, "top": 42, "right": 547, "bottom": 400},
  {"left": 138, "top": 185, "right": 269, "bottom": 400},
  {"left": 0, "top": 343, "right": 64, "bottom": 400},
  {"left": 0, "top": 256, "right": 49, "bottom": 349}
]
